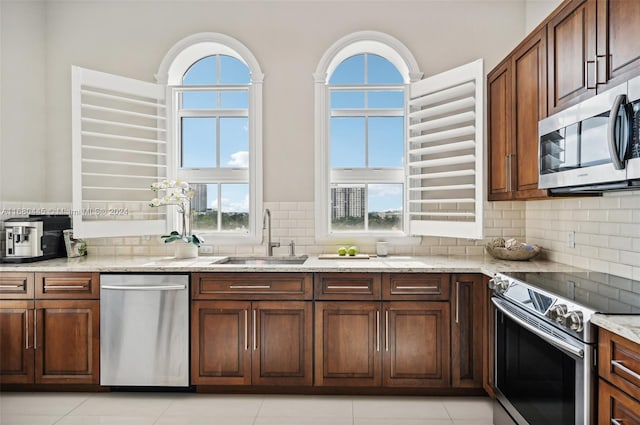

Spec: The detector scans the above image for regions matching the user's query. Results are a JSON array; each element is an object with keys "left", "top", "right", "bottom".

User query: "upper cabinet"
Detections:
[
  {"left": 596, "top": 0, "right": 640, "bottom": 90},
  {"left": 548, "top": 0, "right": 640, "bottom": 114},
  {"left": 488, "top": 0, "right": 640, "bottom": 201},
  {"left": 488, "top": 28, "right": 549, "bottom": 200},
  {"left": 547, "top": 0, "right": 596, "bottom": 115}
]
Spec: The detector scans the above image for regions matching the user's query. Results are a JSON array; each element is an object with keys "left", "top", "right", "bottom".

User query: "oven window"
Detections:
[{"left": 496, "top": 312, "right": 576, "bottom": 424}]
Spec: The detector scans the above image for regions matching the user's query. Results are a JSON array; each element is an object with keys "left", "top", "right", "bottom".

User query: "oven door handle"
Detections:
[{"left": 492, "top": 298, "right": 585, "bottom": 359}]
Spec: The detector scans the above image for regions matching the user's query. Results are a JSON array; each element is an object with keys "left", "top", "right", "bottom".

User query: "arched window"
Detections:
[
  {"left": 315, "top": 32, "right": 484, "bottom": 240},
  {"left": 158, "top": 33, "right": 264, "bottom": 242},
  {"left": 314, "top": 31, "right": 421, "bottom": 237}
]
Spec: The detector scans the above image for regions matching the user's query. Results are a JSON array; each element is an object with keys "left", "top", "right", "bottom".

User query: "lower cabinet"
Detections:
[
  {"left": 0, "top": 299, "right": 100, "bottom": 384},
  {"left": 0, "top": 271, "right": 100, "bottom": 386},
  {"left": 598, "top": 326, "right": 640, "bottom": 424},
  {"left": 314, "top": 272, "right": 460, "bottom": 389},
  {"left": 192, "top": 300, "right": 312, "bottom": 386},
  {"left": 599, "top": 379, "right": 640, "bottom": 425},
  {"left": 314, "top": 301, "right": 450, "bottom": 388},
  {"left": 451, "top": 274, "right": 483, "bottom": 388}
]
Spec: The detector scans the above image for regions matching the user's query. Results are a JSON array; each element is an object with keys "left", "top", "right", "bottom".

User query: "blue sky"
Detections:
[{"left": 180, "top": 53, "right": 404, "bottom": 214}]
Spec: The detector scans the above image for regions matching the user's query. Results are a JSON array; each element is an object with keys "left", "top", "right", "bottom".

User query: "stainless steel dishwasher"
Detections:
[{"left": 100, "top": 274, "right": 189, "bottom": 387}]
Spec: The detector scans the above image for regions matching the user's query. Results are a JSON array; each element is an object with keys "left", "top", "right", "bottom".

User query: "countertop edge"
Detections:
[{"left": 592, "top": 314, "right": 640, "bottom": 346}]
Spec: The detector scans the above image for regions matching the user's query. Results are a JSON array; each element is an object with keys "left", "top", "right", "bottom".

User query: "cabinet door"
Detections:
[
  {"left": 252, "top": 301, "right": 312, "bottom": 386},
  {"left": 548, "top": 0, "right": 597, "bottom": 114},
  {"left": 451, "top": 274, "right": 483, "bottom": 388},
  {"left": 596, "top": 0, "right": 640, "bottom": 89},
  {"left": 0, "top": 301, "right": 34, "bottom": 384},
  {"left": 191, "top": 300, "right": 251, "bottom": 385},
  {"left": 315, "top": 301, "right": 381, "bottom": 386},
  {"left": 487, "top": 61, "right": 513, "bottom": 200},
  {"left": 383, "top": 301, "right": 450, "bottom": 387},
  {"left": 512, "top": 29, "right": 549, "bottom": 199},
  {"left": 482, "top": 275, "right": 495, "bottom": 397},
  {"left": 598, "top": 379, "right": 640, "bottom": 425},
  {"left": 35, "top": 300, "right": 99, "bottom": 384}
]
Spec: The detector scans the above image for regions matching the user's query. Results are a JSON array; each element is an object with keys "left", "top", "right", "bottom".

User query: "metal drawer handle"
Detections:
[
  {"left": 244, "top": 310, "right": 248, "bottom": 351},
  {"left": 44, "top": 285, "right": 87, "bottom": 290},
  {"left": 395, "top": 285, "right": 438, "bottom": 290},
  {"left": 253, "top": 309, "right": 257, "bottom": 351},
  {"left": 101, "top": 285, "right": 186, "bottom": 291},
  {"left": 0, "top": 285, "right": 24, "bottom": 289},
  {"left": 611, "top": 419, "right": 623, "bottom": 425},
  {"left": 385, "top": 310, "right": 389, "bottom": 352},
  {"left": 229, "top": 285, "right": 271, "bottom": 289},
  {"left": 25, "top": 309, "right": 30, "bottom": 350},
  {"left": 327, "top": 285, "right": 369, "bottom": 290},
  {"left": 611, "top": 360, "right": 640, "bottom": 381},
  {"left": 376, "top": 310, "right": 380, "bottom": 352},
  {"left": 33, "top": 309, "right": 37, "bottom": 350}
]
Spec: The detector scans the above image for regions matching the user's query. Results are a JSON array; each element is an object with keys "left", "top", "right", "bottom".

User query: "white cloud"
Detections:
[
  {"left": 368, "top": 184, "right": 403, "bottom": 198},
  {"left": 221, "top": 194, "right": 249, "bottom": 212},
  {"left": 227, "top": 151, "right": 249, "bottom": 168}
]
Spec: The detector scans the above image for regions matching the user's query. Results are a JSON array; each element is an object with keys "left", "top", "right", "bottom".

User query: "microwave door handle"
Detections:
[{"left": 608, "top": 94, "right": 627, "bottom": 170}]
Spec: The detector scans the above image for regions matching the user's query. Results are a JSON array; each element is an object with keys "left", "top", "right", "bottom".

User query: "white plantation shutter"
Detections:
[
  {"left": 71, "top": 66, "right": 170, "bottom": 238},
  {"left": 407, "top": 59, "right": 484, "bottom": 239}
]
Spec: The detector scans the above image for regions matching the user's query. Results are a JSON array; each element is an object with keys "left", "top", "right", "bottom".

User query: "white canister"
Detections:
[{"left": 376, "top": 241, "right": 389, "bottom": 257}]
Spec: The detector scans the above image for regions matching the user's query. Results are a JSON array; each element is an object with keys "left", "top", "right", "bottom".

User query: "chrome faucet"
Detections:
[{"left": 263, "top": 209, "right": 280, "bottom": 256}]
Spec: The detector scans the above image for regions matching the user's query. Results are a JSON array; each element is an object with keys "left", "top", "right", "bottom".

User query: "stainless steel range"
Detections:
[{"left": 490, "top": 270, "right": 640, "bottom": 425}]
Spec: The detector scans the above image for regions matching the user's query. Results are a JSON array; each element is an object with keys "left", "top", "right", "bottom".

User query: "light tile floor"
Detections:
[{"left": 0, "top": 392, "right": 493, "bottom": 425}]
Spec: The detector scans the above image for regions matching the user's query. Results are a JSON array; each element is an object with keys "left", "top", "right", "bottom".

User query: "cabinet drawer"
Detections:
[
  {"left": 314, "top": 273, "right": 381, "bottom": 300},
  {"left": 382, "top": 274, "right": 450, "bottom": 300},
  {"left": 0, "top": 273, "right": 34, "bottom": 300},
  {"left": 35, "top": 273, "right": 99, "bottom": 299},
  {"left": 193, "top": 273, "right": 312, "bottom": 300},
  {"left": 599, "top": 328, "right": 640, "bottom": 401},
  {"left": 598, "top": 379, "right": 640, "bottom": 425}
]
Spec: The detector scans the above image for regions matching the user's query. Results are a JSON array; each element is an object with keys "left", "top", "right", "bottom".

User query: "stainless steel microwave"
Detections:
[{"left": 538, "top": 75, "right": 640, "bottom": 193}]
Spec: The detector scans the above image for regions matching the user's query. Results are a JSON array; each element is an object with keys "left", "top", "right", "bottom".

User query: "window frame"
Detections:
[
  {"left": 314, "top": 31, "right": 422, "bottom": 241},
  {"left": 157, "top": 33, "right": 264, "bottom": 244}
]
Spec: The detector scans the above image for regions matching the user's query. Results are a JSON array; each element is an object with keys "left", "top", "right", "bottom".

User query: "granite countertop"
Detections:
[
  {"left": 0, "top": 254, "right": 580, "bottom": 276},
  {"left": 2, "top": 254, "right": 639, "bottom": 344},
  {"left": 592, "top": 314, "right": 640, "bottom": 346}
]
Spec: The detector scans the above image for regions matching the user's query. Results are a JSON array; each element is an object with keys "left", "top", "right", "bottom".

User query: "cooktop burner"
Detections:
[{"left": 500, "top": 271, "right": 640, "bottom": 315}]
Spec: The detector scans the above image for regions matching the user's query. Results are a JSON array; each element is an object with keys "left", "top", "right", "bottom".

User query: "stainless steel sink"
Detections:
[{"left": 213, "top": 255, "right": 308, "bottom": 265}]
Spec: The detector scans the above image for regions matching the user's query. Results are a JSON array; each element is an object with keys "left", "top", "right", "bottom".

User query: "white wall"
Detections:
[
  {"left": 524, "top": 0, "right": 562, "bottom": 34},
  {"left": 0, "top": 1, "right": 47, "bottom": 202},
  {"left": 1, "top": 0, "right": 526, "bottom": 204}
]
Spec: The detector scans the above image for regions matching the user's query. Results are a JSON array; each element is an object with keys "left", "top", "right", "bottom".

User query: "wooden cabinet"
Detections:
[
  {"left": 548, "top": 0, "right": 640, "bottom": 113},
  {"left": 598, "top": 327, "right": 640, "bottom": 424},
  {"left": 451, "top": 274, "right": 483, "bottom": 389},
  {"left": 191, "top": 273, "right": 313, "bottom": 386},
  {"left": 314, "top": 301, "right": 381, "bottom": 387},
  {"left": 35, "top": 299, "right": 99, "bottom": 384},
  {"left": 596, "top": 0, "right": 640, "bottom": 90},
  {"left": 488, "top": 28, "right": 549, "bottom": 201},
  {"left": 0, "top": 300, "right": 34, "bottom": 383},
  {"left": 547, "top": 0, "right": 596, "bottom": 114},
  {"left": 488, "top": 61, "right": 513, "bottom": 200},
  {"left": 383, "top": 301, "right": 450, "bottom": 387},
  {"left": 0, "top": 272, "right": 100, "bottom": 385},
  {"left": 314, "top": 273, "right": 452, "bottom": 388}
]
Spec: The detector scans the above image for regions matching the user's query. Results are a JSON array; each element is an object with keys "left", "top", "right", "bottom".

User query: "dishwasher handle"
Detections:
[{"left": 101, "top": 284, "right": 187, "bottom": 291}]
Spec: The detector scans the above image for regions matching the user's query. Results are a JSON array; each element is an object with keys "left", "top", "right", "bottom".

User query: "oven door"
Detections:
[{"left": 492, "top": 297, "right": 594, "bottom": 425}]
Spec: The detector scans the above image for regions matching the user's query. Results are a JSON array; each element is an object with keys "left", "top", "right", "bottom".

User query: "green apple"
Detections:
[
  {"left": 337, "top": 246, "right": 347, "bottom": 256},
  {"left": 347, "top": 246, "right": 358, "bottom": 256}
]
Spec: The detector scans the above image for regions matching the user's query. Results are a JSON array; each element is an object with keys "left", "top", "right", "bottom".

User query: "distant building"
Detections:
[
  {"left": 191, "top": 184, "right": 208, "bottom": 213},
  {"left": 331, "top": 186, "right": 365, "bottom": 220}
]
